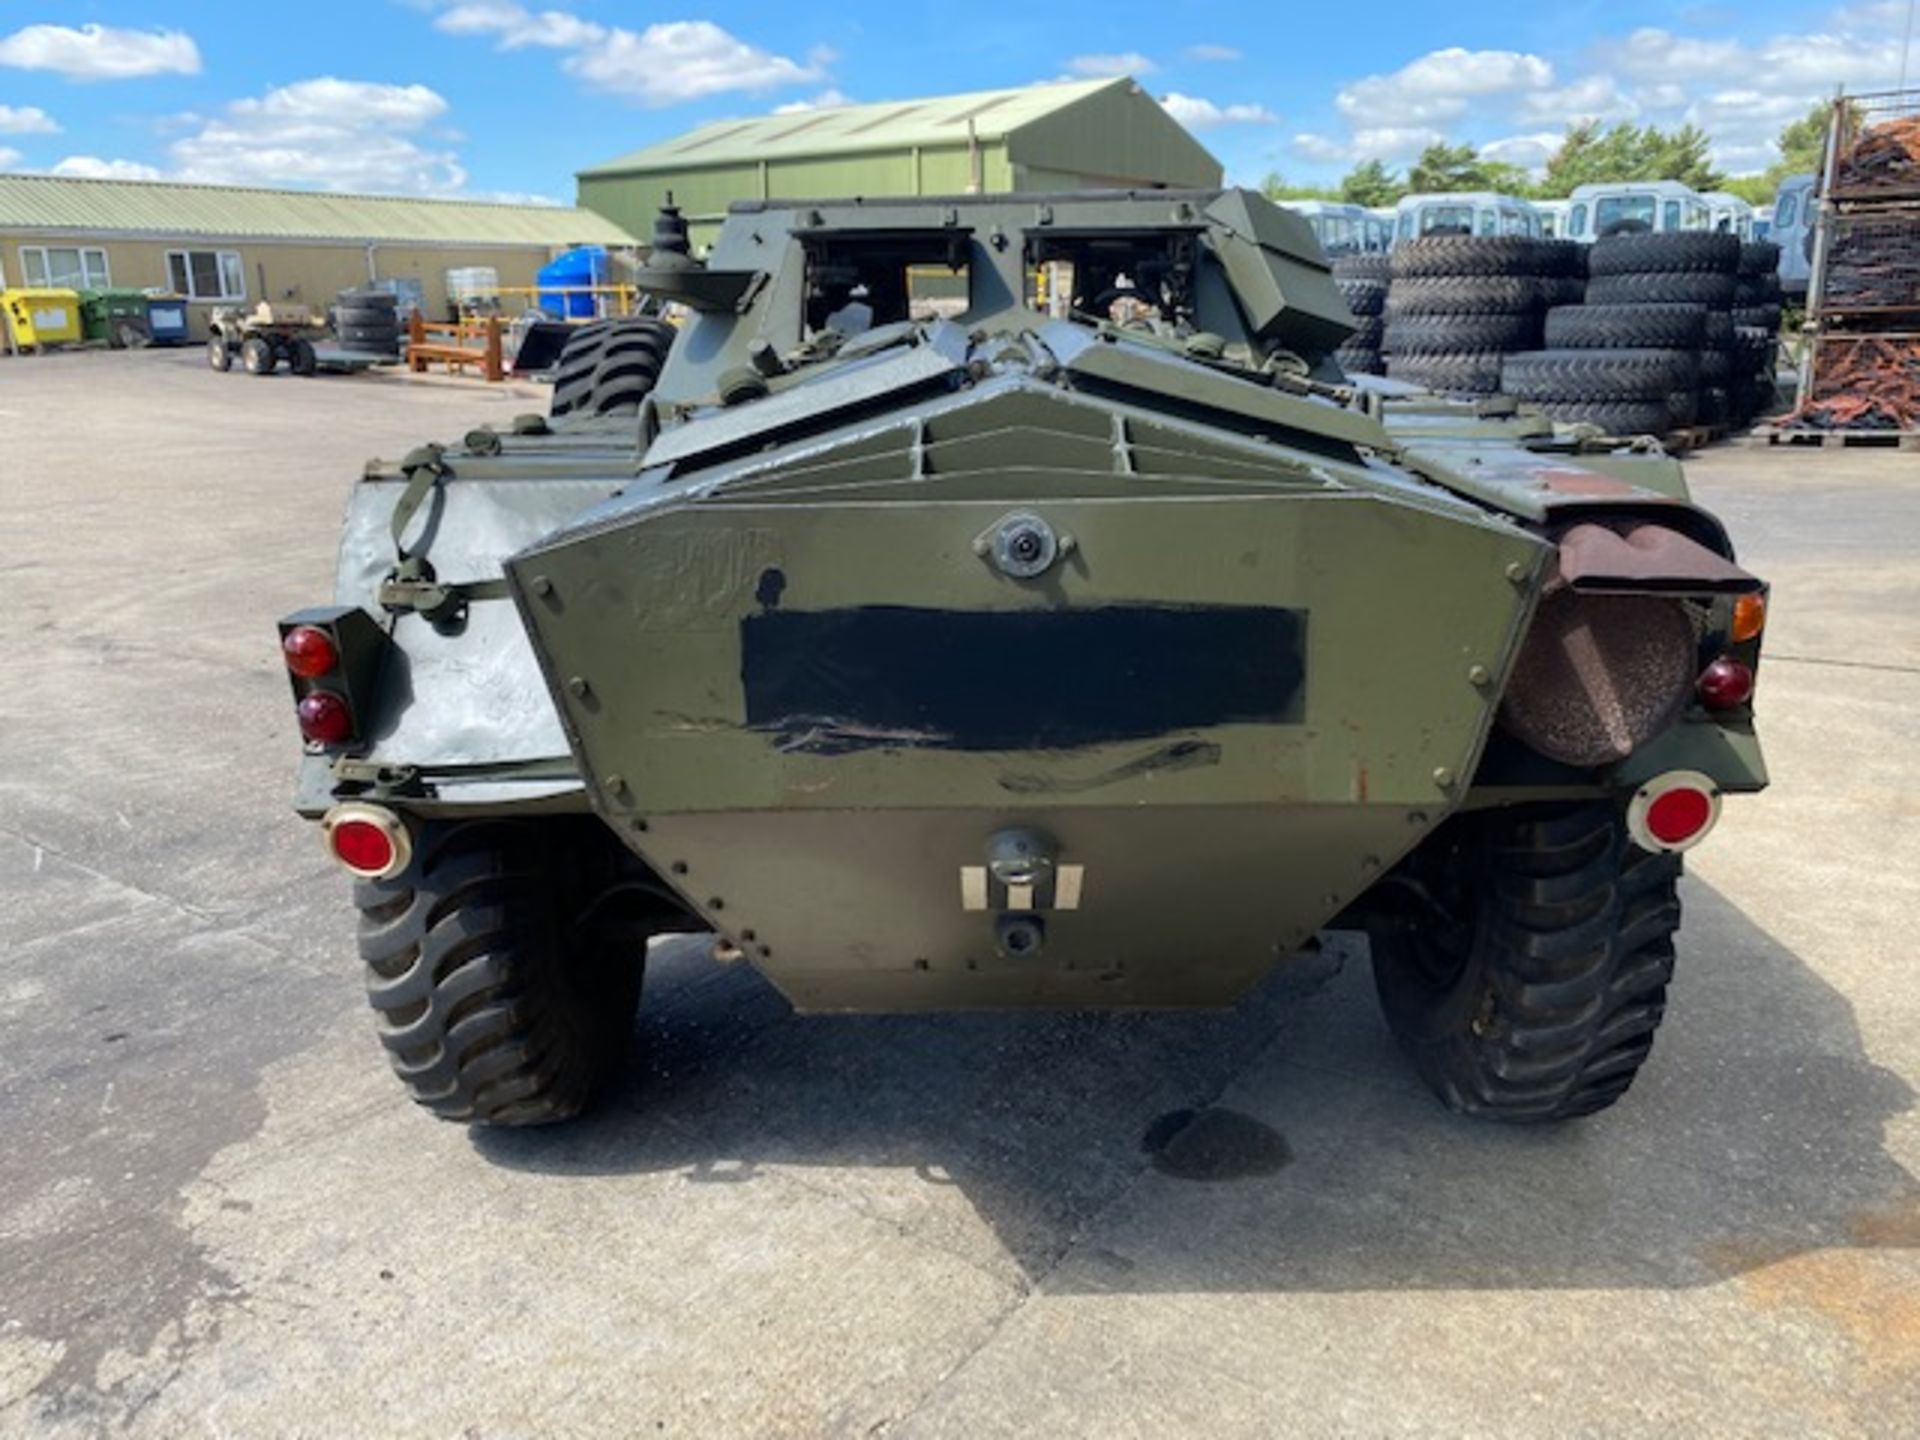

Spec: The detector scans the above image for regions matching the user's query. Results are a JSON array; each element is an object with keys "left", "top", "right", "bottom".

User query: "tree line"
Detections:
[{"left": 1265, "top": 106, "right": 1828, "bottom": 208}]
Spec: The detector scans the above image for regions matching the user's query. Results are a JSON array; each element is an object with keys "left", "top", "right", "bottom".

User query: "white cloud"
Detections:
[
  {"left": 0, "top": 23, "right": 200, "bottom": 80},
  {"left": 568, "top": 22, "right": 823, "bottom": 105},
  {"left": 1293, "top": 126, "right": 1447, "bottom": 164},
  {"left": 1161, "top": 93, "right": 1279, "bottom": 129},
  {"left": 0, "top": 105, "right": 60, "bottom": 135},
  {"left": 50, "top": 155, "right": 166, "bottom": 180},
  {"left": 773, "top": 88, "right": 853, "bottom": 114},
  {"left": 434, "top": 2, "right": 606, "bottom": 49},
  {"left": 0, "top": 147, "right": 20, "bottom": 169},
  {"left": 1184, "top": 44, "right": 1243, "bottom": 63},
  {"left": 1065, "top": 52, "right": 1156, "bottom": 78},
  {"left": 168, "top": 79, "right": 466, "bottom": 193},
  {"left": 1517, "top": 75, "right": 1637, "bottom": 125},
  {"left": 1600, "top": 29, "right": 1744, "bottom": 83},
  {"left": 1337, "top": 48, "right": 1553, "bottom": 126},
  {"left": 468, "top": 189, "right": 564, "bottom": 206},
  {"left": 1480, "top": 132, "right": 1565, "bottom": 169}
]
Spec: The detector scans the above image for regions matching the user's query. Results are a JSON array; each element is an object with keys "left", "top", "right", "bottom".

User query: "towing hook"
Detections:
[{"left": 996, "top": 913, "right": 1046, "bottom": 959}]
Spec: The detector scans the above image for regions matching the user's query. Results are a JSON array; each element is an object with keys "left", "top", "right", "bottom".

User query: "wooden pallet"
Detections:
[
  {"left": 1662, "top": 424, "right": 1727, "bottom": 455},
  {"left": 1745, "top": 425, "right": 1920, "bottom": 450}
]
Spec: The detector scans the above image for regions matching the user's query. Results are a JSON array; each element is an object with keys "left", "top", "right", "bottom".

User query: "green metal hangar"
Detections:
[{"left": 576, "top": 77, "right": 1223, "bottom": 248}]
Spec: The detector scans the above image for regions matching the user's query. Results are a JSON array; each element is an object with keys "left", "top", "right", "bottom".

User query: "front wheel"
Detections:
[
  {"left": 1369, "top": 802, "right": 1681, "bottom": 1122},
  {"left": 241, "top": 335, "right": 276, "bottom": 375},
  {"left": 207, "top": 335, "right": 232, "bottom": 371},
  {"left": 354, "top": 819, "right": 654, "bottom": 1126}
]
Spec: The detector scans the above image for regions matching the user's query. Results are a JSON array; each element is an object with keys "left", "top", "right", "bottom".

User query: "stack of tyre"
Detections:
[
  {"left": 1331, "top": 254, "right": 1389, "bottom": 376},
  {"left": 1732, "top": 240, "right": 1785, "bottom": 425},
  {"left": 1382, "top": 237, "right": 1581, "bottom": 396},
  {"left": 330, "top": 288, "right": 402, "bottom": 360},
  {"left": 1500, "top": 232, "right": 1741, "bottom": 437}
]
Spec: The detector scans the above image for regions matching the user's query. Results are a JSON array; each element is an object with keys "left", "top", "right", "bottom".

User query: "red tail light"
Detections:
[
  {"left": 1697, "top": 656, "right": 1755, "bottom": 711},
  {"left": 297, "top": 691, "right": 353, "bottom": 745},
  {"left": 282, "top": 625, "right": 340, "bottom": 679}
]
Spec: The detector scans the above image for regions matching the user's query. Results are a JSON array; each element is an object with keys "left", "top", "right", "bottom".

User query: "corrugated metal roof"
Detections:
[
  {"left": 579, "top": 78, "right": 1130, "bottom": 176},
  {"left": 0, "top": 173, "right": 638, "bottom": 245}
]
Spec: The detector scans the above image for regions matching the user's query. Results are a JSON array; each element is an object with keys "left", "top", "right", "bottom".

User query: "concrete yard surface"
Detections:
[{"left": 2, "top": 348, "right": 1917, "bottom": 1437}]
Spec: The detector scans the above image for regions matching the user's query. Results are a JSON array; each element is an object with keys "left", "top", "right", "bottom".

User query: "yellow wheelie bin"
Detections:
[{"left": 2, "top": 287, "right": 84, "bottom": 351}]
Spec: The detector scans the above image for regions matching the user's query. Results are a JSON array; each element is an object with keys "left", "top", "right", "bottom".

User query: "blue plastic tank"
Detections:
[{"left": 537, "top": 246, "right": 609, "bottom": 319}]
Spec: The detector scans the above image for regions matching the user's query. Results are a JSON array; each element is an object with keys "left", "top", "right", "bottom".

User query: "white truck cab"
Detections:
[
  {"left": 1562, "top": 181, "right": 1713, "bottom": 241},
  {"left": 1394, "top": 192, "right": 1544, "bottom": 242}
]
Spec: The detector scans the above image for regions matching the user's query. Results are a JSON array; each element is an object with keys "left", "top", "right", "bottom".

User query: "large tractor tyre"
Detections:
[
  {"left": 1738, "top": 240, "right": 1782, "bottom": 277},
  {"left": 1537, "top": 239, "right": 1589, "bottom": 279},
  {"left": 1384, "top": 350, "right": 1506, "bottom": 395},
  {"left": 240, "top": 335, "right": 276, "bottom": 376},
  {"left": 1697, "top": 348, "right": 1732, "bottom": 386},
  {"left": 337, "top": 322, "right": 401, "bottom": 346},
  {"left": 1344, "top": 315, "right": 1386, "bottom": 350},
  {"left": 1588, "top": 231, "right": 1742, "bottom": 277},
  {"left": 1389, "top": 236, "right": 1543, "bottom": 280},
  {"left": 1383, "top": 312, "right": 1540, "bottom": 356},
  {"left": 289, "top": 337, "right": 319, "bottom": 377},
  {"left": 1585, "top": 271, "right": 1738, "bottom": 308},
  {"left": 1735, "top": 275, "right": 1784, "bottom": 307},
  {"left": 207, "top": 334, "right": 233, "bottom": 372},
  {"left": 1703, "top": 310, "right": 1735, "bottom": 349},
  {"left": 1543, "top": 302, "right": 1708, "bottom": 351},
  {"left": 1337, "top": 278, "right": 1388, "bottom": 317},
  {"left": 1334, "top": 343, "right": 1384, "bottom": 378},
  {"left": 1732, "top": 303, "right": 1784, "bottom": 333},
  {"left": 549, "top": 317, "right": 676, "bottom": 420},
  {"left": 1385, "top": 276, "right": 1540, "bottom": 318},
  {"left": 1501, "top": 348, "right": 1699, "bottom": 403},
  {"left": 1533, "top": 399, "right": 1674, "bottom": 435},
  {"left": 355, "top": 819, "right": 652, "bottom": 1126},
  {"left": 1370, "top": 802, "right": 1682, "bottom": 1122},
  {"left": 1333, "top": 253, "right": 1392, "bottom": 282}
]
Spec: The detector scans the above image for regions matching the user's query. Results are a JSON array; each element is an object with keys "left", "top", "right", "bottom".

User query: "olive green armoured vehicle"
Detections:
[{"left": 277, "top": 190, "right": 1768, "bottom": 1128}]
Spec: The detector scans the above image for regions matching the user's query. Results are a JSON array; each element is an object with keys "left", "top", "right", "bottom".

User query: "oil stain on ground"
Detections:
[{"left": 1142, "top": 1106, "right": 1292, "bottom": 1181}]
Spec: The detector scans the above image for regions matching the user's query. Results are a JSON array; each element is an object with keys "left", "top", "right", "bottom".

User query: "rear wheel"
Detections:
[
  {"left": 289, "top": 337, "right": 318, "bottom": 376},
  {"left": 1369, "top": 802, "right": 1682, "bottom": 1122},
  {"left": 241, "top": 335, "right": 276, "bottom": 375},
  {"left": 354, "top": 818, "right": 661, "bottom": 1126},
  {"left": 549, "top": 317, "right": 676, "bottom": 419}
]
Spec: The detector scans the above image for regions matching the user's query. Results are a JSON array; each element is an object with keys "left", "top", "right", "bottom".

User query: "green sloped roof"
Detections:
[
  {"left": 0, "top": 173, "right": 637, "bottom": 245},
  {"left": 579, "top": 78, "right": 1130, "bottom": 176}
]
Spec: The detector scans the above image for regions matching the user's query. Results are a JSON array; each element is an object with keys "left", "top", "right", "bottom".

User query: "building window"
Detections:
[
  {"left": 166, "top": 249, "right": 246, "bottom": 302},
  {"left": 20, "top": 245, "right": 110, "bottom": 289}
]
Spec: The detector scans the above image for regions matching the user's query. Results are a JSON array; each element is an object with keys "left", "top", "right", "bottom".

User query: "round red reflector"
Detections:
[
  {"left": 296, "top": 690, "right": 353, "bottom": 745},
  {"left": 1645, "top": 787, "right": 1713, "bottom": 846},
  {"left": 331, "top": 818, "right": 396, "bottom": 875},
  {"left": 283, "top": 625, "right": 339, "bottom": 679},
  {"left": 1697, "top": 656, "right": 1755, "bottom": 711}
]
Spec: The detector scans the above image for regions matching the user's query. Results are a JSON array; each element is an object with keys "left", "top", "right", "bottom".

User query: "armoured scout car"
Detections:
[{"left": 277, "top": 190, "right": 1768, "bottom": 1127}]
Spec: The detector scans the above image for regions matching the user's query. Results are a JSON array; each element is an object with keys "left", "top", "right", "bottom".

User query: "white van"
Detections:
[
  {"left": 1394, "top": 192, "right": 1544, "bottom": 242},
  {"left": 1535, "top": 199, "right": 1572, "bottom": 238},
  {"left": 1769, "top": 173, "right": 1816, "bottom": 298},
  {"left": 1283, "top": 201, "right": 1394, "bottom": 256},
  {"left": 1562, "top": 181, "right": 1713, "bottom": 241},
  {"left": 1702, "top": 192, "right": 1757, "bottom": 239}
]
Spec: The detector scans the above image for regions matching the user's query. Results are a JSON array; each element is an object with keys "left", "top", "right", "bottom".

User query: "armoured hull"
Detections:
[{"left": 509, "top": 378, "right": 1550, "bottom": 1009}]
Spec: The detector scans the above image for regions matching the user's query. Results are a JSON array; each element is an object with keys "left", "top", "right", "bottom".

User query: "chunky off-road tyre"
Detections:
[
  {"left": 1390, "top": 236, "right": 1542, "bottom": 279},
  {"left": 355, "top": 819, "right": 650, "bottom": 1126},
  {"left": 1733, "top": 303, "right": 1783, "bottom": 333},
  {"left": 241, "top": 335, "right": 276, "bottom": 375},
  {"left": 1334, "top": 342, "right": 1383, "bottom": 377},
  {"left": 207, "top": 335, "right": 232, "bottom": 372},
  {"left": 1585, "top": 271, "right": 1737, "bottom": 307},
  {"left": 1332, "top": 253, "right": 1391, "bottom": 282},
  {"left": 1543, "top": 302, "right": 1708, "bottom": 350},
  {"left": 1371, "top": 802, "right": 1682, "bottom": 1121},
  {"left": 1537, "top": 239, "right": 1588, "bottom": 279},
  {"left": 550, "top": 317, "right": 675, "bottom": 419},
  {"left": 1588, "top": 231, "right": 1741, "bottom": 277},
  {"left": 1337, "top": 278, "right": 1388, "bottom": 317},
  {"left": 289, "top": 337, "right": 318, "bottom": 376},
  {"left": 1540, "top": 276, "right": 1587, "bottom": 308},
  {"left": 1501, "top": 348, "right": 1698, "bottom": 402},
  {"left": 1383, "top": 312, "right": 1540, "bottom": 355},
  {"left": 1344, "top": 314, "right": 1385, "bottom": 350},
  {"left": 1386, "top": 276, "right": 1540, "bottom": 318},
  {"left": 1385, "top": 350, "right": 1505, "bottom": 394},
  {"left": 1735, "top": 275, "right": 1784, "bottom": 306},
  {"left": 1738, "top": 240, "right": 1782, "bottom": 277},
  {"left": 1532, "top": 399, "right": 1674, "bottom": 435}
]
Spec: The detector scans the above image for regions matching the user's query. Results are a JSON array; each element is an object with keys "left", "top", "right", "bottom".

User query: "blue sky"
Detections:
[{"left": 0, "top": 2, "right": 1909, "bottom": 202}]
